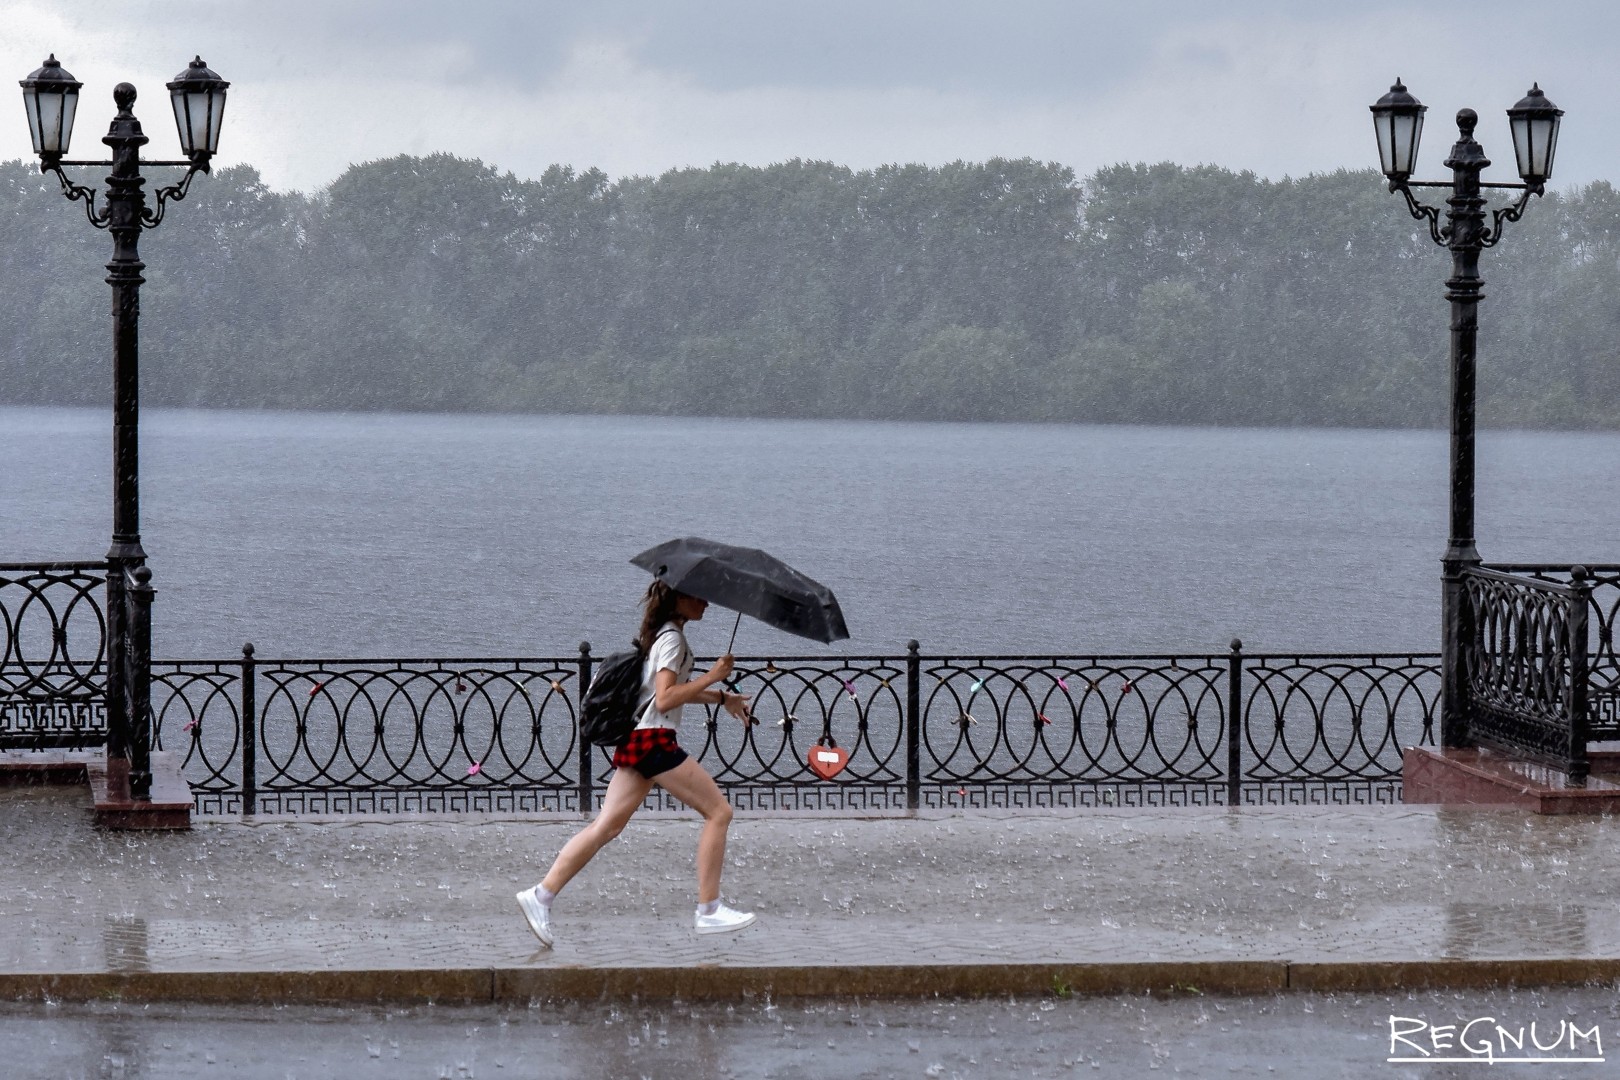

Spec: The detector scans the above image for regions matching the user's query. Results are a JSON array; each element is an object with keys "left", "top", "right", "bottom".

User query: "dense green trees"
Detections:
[{"left": 2, "top": 153, "right": 1615, "bottom": 427}]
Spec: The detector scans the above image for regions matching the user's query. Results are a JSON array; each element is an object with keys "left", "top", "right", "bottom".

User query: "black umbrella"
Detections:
[{"left": 631, "top": 537, "right": 849, "bottom": 648}]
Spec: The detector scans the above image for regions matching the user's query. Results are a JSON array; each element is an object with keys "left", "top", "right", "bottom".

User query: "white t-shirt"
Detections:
[{"left": 635, "top": 622, "right": 692, "bottom": 731}]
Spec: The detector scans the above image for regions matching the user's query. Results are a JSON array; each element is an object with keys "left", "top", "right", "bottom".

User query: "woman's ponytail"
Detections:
[{"left": 637, "top": 580, "right": 681, "bottom": 652}]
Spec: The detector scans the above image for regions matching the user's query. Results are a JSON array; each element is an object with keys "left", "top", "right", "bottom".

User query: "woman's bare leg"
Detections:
[
  {"left": 652, "top": 757, "right": 733, "bottom": 904},
  {"left": 540, "top": 766, "right": 654, "bottom": 894}
]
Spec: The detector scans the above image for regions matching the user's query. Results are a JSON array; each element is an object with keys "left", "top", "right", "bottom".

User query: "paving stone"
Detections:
[{"left": 4, "top": 784, "right": 1620, "bottom": 1002}]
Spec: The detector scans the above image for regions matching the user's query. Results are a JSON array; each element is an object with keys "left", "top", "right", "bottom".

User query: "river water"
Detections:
[{"left": 3, "top": 406, "right": 1616, "bottom": 660}]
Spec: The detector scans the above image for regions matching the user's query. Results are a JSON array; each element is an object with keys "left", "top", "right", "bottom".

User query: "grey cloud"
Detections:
[
  {"left": 57, "top": 0, "right": 1620, "bottom": 191},
  {"left": 137, "top": 0, "right": 1585, "bottom": 97}
]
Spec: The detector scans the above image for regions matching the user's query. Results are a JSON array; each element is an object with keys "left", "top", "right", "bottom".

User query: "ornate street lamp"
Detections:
[
  {"left": 1370, "top": 79, "right": 1562, "bottom": 750},
  {"left": 1506, "top": 84, "right": 1562, "bottom": 189},
  {"left": 18, "top": 55, "right": 80, "bottom": 163},
  {"left": 18, "top": 56, "right": 229, "bottom": 802},
  {"left": 167, "top": 57, "right": 229, "bottom": 163},
  {"left": 1370, "top": 78, "right": 1425, "bottom": 183}
]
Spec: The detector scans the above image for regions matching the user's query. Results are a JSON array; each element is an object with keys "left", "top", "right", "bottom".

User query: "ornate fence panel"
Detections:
[
  {"left": 0, "top": 561, "right": 109, "bottom": 750},
  {"left": 1490, "top": 564, "right": 1620, "bottom": 742},
  {"left": 160, "top": 651, "right": 587, "bottom": 814},
  {"left": 151, "top": 644, "right": 1441, "bottom": 815},
  {"left": 912, "top": 653, "right": 1231, "bottom": 808},
  {"left": 1463, "top": 565, "right": 1588, "bottom": 778},
  {"left": 151, "top": 658, "right": 242, "bottom": 808},
  {"left": 1239, "top": 653, "right": 1438, "bottom": 805}
]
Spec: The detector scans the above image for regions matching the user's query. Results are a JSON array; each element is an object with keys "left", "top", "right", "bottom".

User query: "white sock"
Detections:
[
  {"left": 538, "top": 885, "right": 556, "bottom": 909},
  {"left": 698, "top": 898, "right": 720, "bottom": 916}
]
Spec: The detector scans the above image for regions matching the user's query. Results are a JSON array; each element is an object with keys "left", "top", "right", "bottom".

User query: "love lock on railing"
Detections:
[{"left": 807, "top": 733, "right": 849, "bottom": 780}]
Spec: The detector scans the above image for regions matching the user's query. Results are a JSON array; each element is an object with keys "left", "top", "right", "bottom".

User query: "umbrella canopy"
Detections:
[{"left": 631, "top": 537, "right": 849, "bottom": 644}]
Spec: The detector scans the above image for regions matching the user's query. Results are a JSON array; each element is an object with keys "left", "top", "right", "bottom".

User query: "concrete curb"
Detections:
[
  {"left": 0, "top": 969, "right": 494, "bottom": 1006},
  {"left": 1287, "top": 958, "right": 1620, "bottom": 992},
  {"left": 6, "top": 958, "right": 1619, "bottom": 1006},
  {"left": 493, "top": 960, "right": 1289, "bottom": 1003}
]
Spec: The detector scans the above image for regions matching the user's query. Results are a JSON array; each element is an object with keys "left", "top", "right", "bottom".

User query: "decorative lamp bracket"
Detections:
[
  {"left": 1389, "top": 179, "right": 1447, "bottom": 246},
  {"left": 43, "top": 161, "right": 109, "bottom": 229},
  {"left": 1386, "top": 176, "right": 1543, "bottom": 249},
  {"left": 143, "top": 162, "right": 205, "bottom": 228},
  {"left": 1482, "top": 184, "right": 1543, "bottom": 248},
  {"left": 41, "top": 158, "right": 205, "bottom": 231}
]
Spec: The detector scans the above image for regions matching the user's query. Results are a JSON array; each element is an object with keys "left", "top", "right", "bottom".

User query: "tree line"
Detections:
[{"left": 2, "top": 153, "right": 1617, "bottom": 427}]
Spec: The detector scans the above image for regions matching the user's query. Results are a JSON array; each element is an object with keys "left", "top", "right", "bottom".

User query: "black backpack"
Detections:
[{"left": 579, "top": 629, "right": 681, "bottom": 746}]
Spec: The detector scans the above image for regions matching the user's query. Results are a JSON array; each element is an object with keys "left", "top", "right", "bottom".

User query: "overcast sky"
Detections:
[{"left": 4, "top": 0, "right": 1617, "bottom": 194}]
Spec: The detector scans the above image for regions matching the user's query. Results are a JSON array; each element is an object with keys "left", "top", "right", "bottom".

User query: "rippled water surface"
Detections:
[{"left": 4, "top": 407, "right": 1617, "bottom": 660}]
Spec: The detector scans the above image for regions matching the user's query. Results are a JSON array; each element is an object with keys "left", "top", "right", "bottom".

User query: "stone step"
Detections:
[
  {"left": 1405, "top": 745, "right": 1620, "bottom": 813},
  {"left": 0, "top": 750, "right": 192, "bottom": 829}
]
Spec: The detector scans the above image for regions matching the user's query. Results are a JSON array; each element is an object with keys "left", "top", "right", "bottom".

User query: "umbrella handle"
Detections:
[{"left": 725, "top": 610, "right": 742, "bottom": 656}]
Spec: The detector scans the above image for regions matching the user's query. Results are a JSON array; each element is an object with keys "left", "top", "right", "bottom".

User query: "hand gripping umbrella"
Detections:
[{"left": 630, "top": 537, "right": 849, "bottom": 649}]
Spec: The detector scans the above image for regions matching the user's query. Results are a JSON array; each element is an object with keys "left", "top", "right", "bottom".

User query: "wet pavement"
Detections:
[
  {"left": 3, "top": 784, "right": 1620, "bottom": 1007},
  {"left": 6, "top": 986, "right": 1620, "bottom": 1079}
]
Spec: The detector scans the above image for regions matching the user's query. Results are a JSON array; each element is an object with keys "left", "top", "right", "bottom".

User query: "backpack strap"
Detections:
[{"left": 639, "top": 626, "right": 689, "bottom": 722}]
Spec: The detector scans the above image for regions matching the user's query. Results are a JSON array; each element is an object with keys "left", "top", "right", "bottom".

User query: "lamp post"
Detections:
[
  {"left": 1370, "top": 78, "right": 1563, "bottom": 749},
  {"left": 19, "top": 55, "right": 228, "bottom": 801}
]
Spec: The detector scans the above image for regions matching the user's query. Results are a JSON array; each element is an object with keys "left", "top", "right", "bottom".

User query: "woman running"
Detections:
[{"left": 516, "top": 581, "right": 756, "bottom": 945}]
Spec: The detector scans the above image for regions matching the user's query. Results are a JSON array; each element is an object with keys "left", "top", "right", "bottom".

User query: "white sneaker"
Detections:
[
  {"left": 515, "top": 886, "right": 554, "bottom": 947},
  {"left": 695, "top": 902, "right": 756, "bottom": 935}
]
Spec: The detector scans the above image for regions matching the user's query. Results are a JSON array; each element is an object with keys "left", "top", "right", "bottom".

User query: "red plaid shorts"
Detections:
[{"left": 612, "top": 727, "right": 689, "bottom": 779}]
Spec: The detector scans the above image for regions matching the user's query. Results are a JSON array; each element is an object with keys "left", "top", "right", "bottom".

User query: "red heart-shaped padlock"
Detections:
[{"left": 807, "top": 743, "right": 850, "bottom": 780}]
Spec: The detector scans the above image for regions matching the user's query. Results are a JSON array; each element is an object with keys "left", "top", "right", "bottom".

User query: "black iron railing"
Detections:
[
  {"left": 1461, "top": 563, "right": 1620, "bottom": 780},
  {"left": 37, "top": 550, "right": 1620, "bottom": 806},
  {"left": 1461, "top": 565, "right": 1585, "bottom": 778},
  {"left": 0, "top": 561, "right": 109, "bottom": 749},
  {"left": 150, "top": 640, "right": 1440, "bottom": 815},
  {"left": 1487, "top": 565, "right": 1620, "bottom": 742}
]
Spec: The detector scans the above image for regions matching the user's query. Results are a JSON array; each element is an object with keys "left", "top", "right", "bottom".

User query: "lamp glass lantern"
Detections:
[
  {"left": 166, "top": 56, "right": 229, "bottom": 161},
  {"left": 18, "top": 54, "right": 81, "bottom": 158},
  {"left": 1507, "top": 83, "right": 1562, "bottom": 186},
  {"left": 1370, "top": 78, "right": 1426, "bottom": 182}
]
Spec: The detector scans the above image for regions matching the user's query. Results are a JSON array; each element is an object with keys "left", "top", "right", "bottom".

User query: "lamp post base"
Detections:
[
  {"left": 88, "top": 753, "right": 193, "bottom": 830},
  {"left": 1403, "top": 746, "right": 1619, "bottom": 814}
]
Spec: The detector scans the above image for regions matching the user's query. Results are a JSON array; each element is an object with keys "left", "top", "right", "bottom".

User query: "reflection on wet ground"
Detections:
[
  {"left": 101, "top": 916, "right": 151, "bottom": 974},
  {"left": 9, "top": 783, "right": 1620, "bottom": 983},
  {"left": 5, "top": 987, "right": 1620, "bottom": 1080},
  {"left": 1443, "top": 902, "right": 1588, "bottom": 960}
]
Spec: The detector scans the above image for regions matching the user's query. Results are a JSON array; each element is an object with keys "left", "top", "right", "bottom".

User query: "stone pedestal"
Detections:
[
  {"left": 0, "top": 750, "right": 193, "bottom": 829},
  {"left": 1403, "top": 745, "right": 1620, "bottom": 814}
]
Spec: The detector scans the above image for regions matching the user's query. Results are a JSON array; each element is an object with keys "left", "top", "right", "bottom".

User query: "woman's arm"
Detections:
[{"left": 652, "top": 653, "right": 736, "bottom": 714}]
